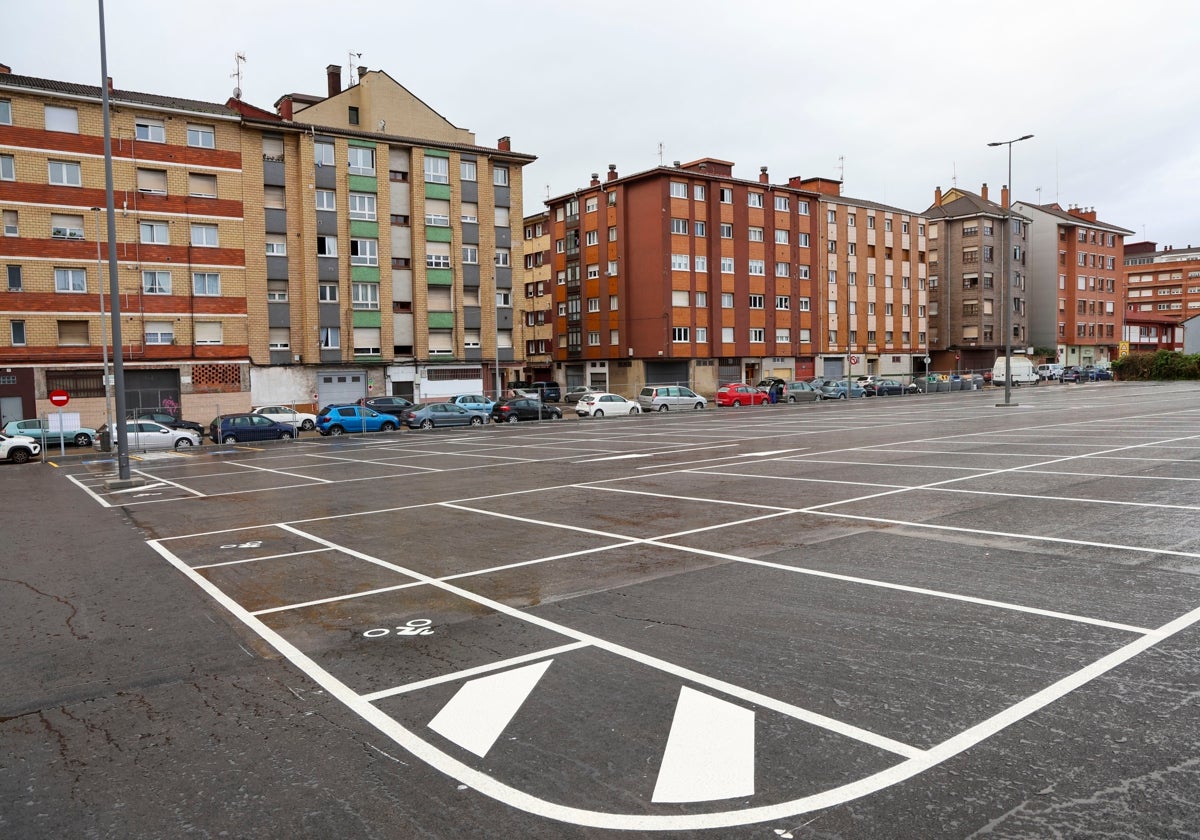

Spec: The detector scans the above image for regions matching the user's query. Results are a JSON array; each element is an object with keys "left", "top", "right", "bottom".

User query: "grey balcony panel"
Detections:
[
  {"left": 497, "top": 308, "right": 513, "bottom": 329},
  {"left": 263, "top": 159, "right": 286, "bottom": 187},
  {"left": 269, "top": 349, "right": 293, "bottom": 365},
  {"left": 494, "top": 186, "right": 510, "bottom": 207},
  {"left": 318, "top": 258, "right": 340, "bottom": 282},
  {"left": 464, "top": 348, "right": 482, "bottom": 362},
  {"left": 494, "top": 227, "right": 511, "bottom": 248},
  {"left": 268, "top": 302, "right": 290, "bottom": 328},
  {"left": 495, "top": 268, "right": 512, "bottom": 288},
  {"left": 461, "top": 181, "right": 478, "bottom": 203},
  {"left": 265, "top": 208, "right": 288, "bottom": 233},
  {"left": 320, "top": 348, "right": 341, "bottom": 364},
  {"left": 315, "top": 166, "right": 336, "bottom": 189},
  {"left": 316, "top": 211, "right": 338, "bottom": 236},
  {"left": 266, "top": 255, "right": 290, "bottom": 280},
  {"left": 318, "top": 304, "right": 341, "bottom": 328},
  {"left": 464, "top": 307, "right": 481, "bottom": 329},
  {"left": 461, "top": 222, "right": 479, "bottom": 244},
  {"left": 498, "top": 347, "right": 514, "bottom": 362},
  {"left": 462, "top": 264, "right": 480, "bottom": 286}
]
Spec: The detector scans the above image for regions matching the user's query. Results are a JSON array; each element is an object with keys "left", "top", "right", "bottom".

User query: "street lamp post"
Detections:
[{"left": 987, "top": 134, "right": 1033, "bottom": 407}]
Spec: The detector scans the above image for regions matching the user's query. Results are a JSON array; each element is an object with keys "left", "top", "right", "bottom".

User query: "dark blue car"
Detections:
[{"left": 209, "top": 413, "right": 296, "bottom": 444}]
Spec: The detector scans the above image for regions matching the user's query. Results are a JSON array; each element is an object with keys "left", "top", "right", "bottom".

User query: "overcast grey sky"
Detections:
[{"left": 9, "top": 0, "right": 1199, "bottom": 246}]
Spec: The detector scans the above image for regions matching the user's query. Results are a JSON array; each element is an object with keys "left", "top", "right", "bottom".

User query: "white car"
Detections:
[
  {"left": 253, "top": 405, "right": 317, "bottom": 431},
  {"left": 575, "top": 393, "right": 642, "bottom": 418},
  {"left": 0, "top": 432, "right": 41, "bottom": 464},
  {"left": 111, "top": 419, "right": 201, "bottom": 450}
]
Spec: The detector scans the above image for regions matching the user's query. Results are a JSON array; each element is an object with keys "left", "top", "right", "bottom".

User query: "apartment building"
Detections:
[
  {"left": 810, "top": 180, "right": 929, "bottom": 380},
  {"left": 518, "top": 210, "right": 553, "bottom": 385},
  {"left": 1016, "top": 201, "right": 1132, "bottom": 369},
  {"left": 0, "top": 65, "right": 249, "bottom": 428},
  {"left": 247, "top": 64, "right": 535, "bottom": 405},
  {"left": 1121, "top": 241, "right": 1199, "bottom": 352},
  {"left": 545, "top": 159, "right": 821, "bottom": 393},
  {"left": 924, "top": 185, "right": 1030, "bottom": 373}
]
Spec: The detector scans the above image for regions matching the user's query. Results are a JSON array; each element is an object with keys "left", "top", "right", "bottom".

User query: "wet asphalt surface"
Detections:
[{"left": 2, "top": 381, "right": 1199, "bottom": 839}]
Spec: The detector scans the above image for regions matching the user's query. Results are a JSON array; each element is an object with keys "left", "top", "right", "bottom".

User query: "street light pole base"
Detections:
[{"left": 994, "top": 402, "right": 1020, "bottom": 408}]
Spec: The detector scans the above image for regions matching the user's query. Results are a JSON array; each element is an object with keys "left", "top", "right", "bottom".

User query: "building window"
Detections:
[
  {"left": 142, "top": 270, "right": 171, "bottom": 294},
  {"left": 315, "top": 189, "right": 336, "bottom": 211},
  {"left": 316, "top": 283, "right": 337, "bottom": 303},
  {"left": 191, "top": 224, "right": 219, "bottom": 247},
  {"left": 54, "top": 268, "right": 87, "bottom": 293},
  {"left": 11, "top": 320, "right": 26, "bottom": 346},
  {"left": 187, "top": 124, "right": 215, "bottom": 148},
  {"left": 44, "top": 105, "right": 79, "bottom": 133},
  {"left": 0, "top": 155, "right": 13, "bottom": 181},
  {"left": 748, "top": 260, "right": 765, "bottom": 276},
  {"left": 136, "top": 167, "right": 168, "bottom": 195},
  {"left": 493, "top": 166, "right": 509, "bottom": 187},
  {"left": 797, "top": 265, "right": 810, "bottom": 279},
  {"left": 461, "top": 160, "right": 477, "bottom": 181},
  {"left": 749, "top": 328, "right": 765, "bottom": 343},
  {"left": 462, "top": 246, "right": 478, "bottom": 264},
  {"left": 144, "top": 321, "right": 173, "bottom": 345},
  {"left": 721, "top": 257, "right": 734, "bottom": 274},
  {"left": 460, "top": 202, "right": 478, "bottom": 223},
  {"left": 50, "top": 213, "right": 84, "bottom": 240},
  {"left": 189, "top": 321, "right": 221, "bottom": 346},
  {"left": 797, "top": 201, "right": 809, "bottom": 215},
  {"left": 352, "top": 282, "right": 380, "bottom": 310},
  {"left": 720, "top": 223, "right": 733, "bottom": 239},
  {"left": 56, "top": 320, "right": 89, "bottom": 345},
  {"left": 721, "top": 293, "right": 734, "bottom": 308},
  {"left": 748, "top": 192, "right": 763, "bottom": 208},
  {"left": 775, "top": 230, "right": 790, "bottom": 245},
  {"left": 317, "top": 236, "right": 338, "bottom": 257},
  {"left": 694, "top": 327, "right": 706, "bottom": 342},
  {"left": 798, "top": 297, "right": 810, "bottom": 311},
  {"left": 585, "top": 197, "right": 598, "bottom": 213},
  {"left": 672, "top": 327, "right": 690, "bottom": 342},
  {"left": 7, "top": 265, "right": 22, "bottom": 291},
  {"left": 0, "top": 100, "right": 11, "bottom": 125},
  {"left": 349, "top": 192, "right": 377, "bottom": 221},
  {"left": 776, "top": 328, "right": 790, "bottom": 343},
  {"left": 265, "top": 233, "right": 287, "bottom": 256},
  {"left": 587, "top": 331, "right": 601, "bottom": 346},
  {"left": 775, "top": 295, "right": 790, "bottom": 310},
  {"left": 48, "top": 160, "right": 82, "bottom": 187},
  {"left": 494, "top": 248, "right": 511, "bottom": 267},
  {"left": 775, "top": 195, "right": 790, "bottom": 211},
  {"left": 797, "top": 233, "right": 810, "bottom": 247},
  {"left": 319, "top": 327, "right": 340, "bottom": 348},
  {"left": 748, "top": 227, "right": 764, "bottom": 242},
  {"left": 671, "top": 290, "right": 689, "bottom": 307},
  {"left": 496, "top": 290, "right": 512, "bottom": 307},
  {"left": 267, "top": 281, "right": 289, "bottom": 302},
  {"left": 188, "top": 172, "right": 217, "bottom": 197},
  {"left": 350, "top": 239, "right": 378, "bottom": 266},
  {"left": 721, "top": 327, "right": 734, "bottom": 343},
  {"left": 135, "top": 117, "right": 166, "bottom": 143},
  {"left": 720, "top": 188, "right": 733, "bottom": 203},
  {"left": 671, "top": 254, "right": 690, "bottom": 271},
  {"left": 348, "top": 147, "right": 375, "bottom": 175},
  {"left": 192, "top": 272, "right": 220, "bottom": 296},
  {"left": 671, "top": 218, "right": 688, "bottom": 235},
  {"left": 137, "top": 221, "right": 166, "bottom": 244},
  {"left": 424, "top": 156, "right": 449, "bottom": 184},
  {"left": 587, "top": 264, "right": 600, "bottom": 279},
  {"left": 748, "top": 294, "right": 764, "bottom": 308},
  {"left": 670, "top": 181, "right": 687, "bottom": 198},
  {"left": 775, "top": 262, "right": 790, "bottom": 277}
]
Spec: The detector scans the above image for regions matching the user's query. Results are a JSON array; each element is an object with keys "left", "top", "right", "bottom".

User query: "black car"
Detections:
[
  {"left": 209, "top": 413, "right": 296, "bottom": 444},
  {"left": 1061, "top": 366, "right": 1092, "bottom": 383},
  {"left": 524, "top": 381, "right": 562, "bottom": 402},
  {"left": 365, "top": 396, "right": 414, "bottom": 413},
  {"left": 135, "top": 411, "right": 205, "bottom": 435},
  {"left": 863, "top": 379, "right": 908, "bottom": 396},
  {"left": 491, "top": 398, "right": 562, "bottom": 423}
]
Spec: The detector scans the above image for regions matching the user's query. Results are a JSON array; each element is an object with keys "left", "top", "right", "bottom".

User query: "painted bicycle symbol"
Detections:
[
  {"left": 220, "top": 540, "right": 264, "bottom": 549},
  {"left": 363, "top": 619, "right": 435, "bottom": 638}
]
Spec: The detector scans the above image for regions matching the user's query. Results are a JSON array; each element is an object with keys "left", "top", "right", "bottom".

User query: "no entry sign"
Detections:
[{"left": 49, "top": 389, "right": 70, "bottom": 407}]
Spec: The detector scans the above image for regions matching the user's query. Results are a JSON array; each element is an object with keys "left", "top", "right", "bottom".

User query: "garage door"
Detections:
[
  {"left": 318, "top": 370, "right": 367, "bottom": 407},
  {"left": 644, "top": 361, "right": 689, "bottom": 386}
]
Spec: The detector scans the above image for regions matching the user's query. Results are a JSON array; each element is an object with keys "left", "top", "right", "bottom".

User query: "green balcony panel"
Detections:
[
  {"left": 423, "top": 148, "right": 450, "bottom": 158},
  {"left": 348, "top": 174, "right": 377, "bottom": 193},
  {"left": 352, "top": 310, "right": 382, "bottom": 328},
  {"left": 426, "top": 268, "right": 453, "bottom": 286},
  {"left": 428, "top": 311, "right": 454, "bottom": 330},
  {"left": 425, "top": 226, "right": 453, "bottom": 243},
  {"left": 424, "top": 182, "right": 451, "bottom": 201},
  {"left": 351, "top": 265, "right": 381, "bottom": 282},
  {"left": 349, "top": 220, "right": 379, "bottom": 238}
]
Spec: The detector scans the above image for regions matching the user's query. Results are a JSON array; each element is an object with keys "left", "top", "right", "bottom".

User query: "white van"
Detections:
[{"left": 992, "top": 356, "right": 1039, "bottom": 385}]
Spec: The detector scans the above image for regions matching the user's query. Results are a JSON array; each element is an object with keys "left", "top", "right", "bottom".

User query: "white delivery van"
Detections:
[{"left": 992, "top": 356, "right": 1039, "bottom": 385}]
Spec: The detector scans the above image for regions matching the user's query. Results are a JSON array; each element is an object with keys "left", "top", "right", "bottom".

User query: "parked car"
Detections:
[
  {"left": 3, "top": 418, "right": 96, "bottom": 448},
  {"left": 134, "top": 411, "right": 206, "bottom": 435},
  {"left": 0, "top": 432, "right": 40, "bottom": 464},
  {"left": 491, "top": 398, "right": 562, "bottom": 423},
  {"left": 365, "top": 396, "right": 414, "bottom": 414},
  {"left": 820, "top": 381, "right": 867, "bottom": 400},
  {"left": 1061, "top": 366, "right": 1091, "bottom": 383},
  {"left": 315, "top": 405, "right": 400, "bottom": 436},
  {"left": 1094, "top": 367, "right": 1113, "bottom": 380},
  {"left": 1036, "top": 363, "right": 1064, "bottom": 381},
  {"left": 446, "top": 394, "right": 497, "bottom": 414},
  {"left": 400, "top": 403, "right": 487, "bottom": 429},
  {"left": 716, "top": 383, "right": 770, "bottom": 407},
  {"left": 864, "top": 379, "right": 906, "bottom": 396},
  {"left": 575, "top": 393, "right": 642, "bottom": 418},
  {"left": 108, "top": 419, "right": 200, "bottom": 450},
  {"left": 210, "top": 413, "right": 296, "bottom": 444},
  {"left": 252, "top": 405, "right": 317, "bottom": 431},
  {"left": 637, "top": 385, "right": 707, "bottom": 412},
  {"left": 784, "top": 381, "right": 822, "bottom": 403},
  {"left": 564, "top": 385, "right": 603, "bottom": 405},
  {"left": 523, "top": 381, "right": 562, "bottom": 402}
]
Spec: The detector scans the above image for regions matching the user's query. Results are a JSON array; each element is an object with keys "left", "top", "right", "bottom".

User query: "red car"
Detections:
[{"left": 716, "top": 383, "right": 770, "bottom": 407}]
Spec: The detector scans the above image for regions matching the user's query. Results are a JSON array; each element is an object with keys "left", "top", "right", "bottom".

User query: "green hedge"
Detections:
[{"left": 1111, "top": 350, "right": 1200, "bottom": 380}]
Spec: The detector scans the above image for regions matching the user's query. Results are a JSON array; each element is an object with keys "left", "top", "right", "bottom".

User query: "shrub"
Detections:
[{"left": 1112, "top": 350, "right": 1200, "bottom": 380}]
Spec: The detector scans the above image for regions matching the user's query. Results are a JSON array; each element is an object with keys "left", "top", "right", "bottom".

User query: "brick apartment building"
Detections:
[
  {"left": 517, "top": 210, "right": 553, "bottom": 385},
  {"left": 0, "top": 64, "right": 250, "bottom": 429},
  {"left": 1121, "top": 241, "right": 1200, "bottom": 352},
  {"left": 1016, "top": 201, "right": 1132, "bottom": 369},
  {"left": 923, "top": 185, "right": 1030, "bottom": 374}
]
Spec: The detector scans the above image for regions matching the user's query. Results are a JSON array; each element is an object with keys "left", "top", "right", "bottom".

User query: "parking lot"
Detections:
[{"left": 20, "top": 381, "right": 1200, "bottom": 837}]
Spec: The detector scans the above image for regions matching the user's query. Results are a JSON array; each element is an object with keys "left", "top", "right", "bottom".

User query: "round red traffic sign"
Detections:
[
  {"left": 49, "top": 389, "right": 70, "bottom": 407},
  {"left": 849, "top": 354, "right": 860, "bottom": 364}
]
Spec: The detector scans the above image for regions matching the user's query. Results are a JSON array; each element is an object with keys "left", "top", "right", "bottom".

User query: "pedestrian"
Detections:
[{"left": 769, "top": 381, "right": 779, "bottom": 404}]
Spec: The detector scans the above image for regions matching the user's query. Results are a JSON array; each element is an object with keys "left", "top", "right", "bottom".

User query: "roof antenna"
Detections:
[
  {"left": 837, "top": 154, "right": 844, "bottom": 182},
  {"left": 658, "top": 142, "right": 664, "bottom": 166},
  {"left": 348, "top": 50, "right": 362, "bottom": 85},
  {"left": 951, "top": 160, "right": 957, "bottom": 188},
  {"left": 230, "top": 51, "right": 246, "bottom": 100}
]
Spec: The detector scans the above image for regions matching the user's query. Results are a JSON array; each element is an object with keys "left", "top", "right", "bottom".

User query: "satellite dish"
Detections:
[
  {"left": 233, "top": 86, "right": 242, "bottom": 99},
  {"left": 378, "top": 119, "right": 386, "bottom": 131}
]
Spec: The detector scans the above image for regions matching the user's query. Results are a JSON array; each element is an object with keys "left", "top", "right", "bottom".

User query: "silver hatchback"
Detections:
[{"left": 636, "top": 385, "right": 707, "bottom": 412}]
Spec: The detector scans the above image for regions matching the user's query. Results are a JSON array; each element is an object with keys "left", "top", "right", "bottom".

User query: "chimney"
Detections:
[
  {"left": 357, "top": 65, "right": 367, "bottom": 82},
  {"left": 326, "top": 64, "right": 341, "bottom": 97},
  {"left": 276, "top": 95, "right": 294, "bottom": 121},
  {"left": 980, "top": 182, "right": 988, "bottom": 202},
  {"left": 1001, "top": 185, "right": 1009, "bottom": 209},
  {"left": 759, "top": 166, "right": 769, "bottom": 184},
  {"left": 0, "top": 64, "right": 11, "bottom": 74},
  {"left": 607, "top": 164, "right": 618, "bottom": 181},
  {"left": 933, "top": 186, "right": 942, "bottom": 207},
  {"left": 106, "top": 76, "right": 114, "bottom": 93},
  {"left": 497, "top": 136, "right": 511, "bottom": 151},
  {"left": 590, "top": 173, "right": 600, "bottom": 187}
]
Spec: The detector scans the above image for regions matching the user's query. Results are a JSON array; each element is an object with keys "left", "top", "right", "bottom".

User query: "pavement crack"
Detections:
[{"left": 1, "top": 577, "right": 86, "bottom": 640}]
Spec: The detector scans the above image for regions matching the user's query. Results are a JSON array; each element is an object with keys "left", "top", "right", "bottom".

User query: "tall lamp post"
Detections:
[
  {"left": 91, "top": 208, "right": 113, "bottom": 445},
  {"left": 987, "top": 133, "right": 1033, "bottom": 407}
]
